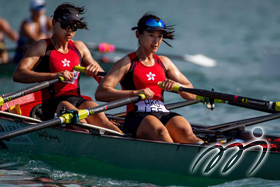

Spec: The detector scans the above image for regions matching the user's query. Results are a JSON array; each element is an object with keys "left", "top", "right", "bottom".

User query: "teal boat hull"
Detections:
[{"left": 1, "top": 117, "right": 280, "bottom": 185}]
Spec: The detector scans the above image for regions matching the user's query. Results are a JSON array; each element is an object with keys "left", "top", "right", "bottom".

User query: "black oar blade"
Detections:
[{"left": 0, "top": 118, "right": 61, "bottom": 141}]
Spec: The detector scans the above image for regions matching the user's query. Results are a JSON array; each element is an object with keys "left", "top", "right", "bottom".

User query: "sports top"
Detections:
[
  {"left": 120, "top": 52, "right": 167, "bottom": 114},
  {"left": 34, "top": 39, "right": 81, "bottom": 102}
]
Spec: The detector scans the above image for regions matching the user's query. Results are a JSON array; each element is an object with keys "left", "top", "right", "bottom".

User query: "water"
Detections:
[{"left": 1, "top": 0, "right": 280, "bottom": 186}]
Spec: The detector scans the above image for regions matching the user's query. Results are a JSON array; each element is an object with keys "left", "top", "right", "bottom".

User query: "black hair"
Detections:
[
  {"left": 53, "top": 3, "right": 88, "bottom": 30},
  {"left": 132, "top": 13, "right": 175, "bottom": 47}
]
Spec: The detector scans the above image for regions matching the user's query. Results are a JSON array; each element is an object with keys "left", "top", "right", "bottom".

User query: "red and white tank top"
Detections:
[
  {"left": 120, "top": 52, "right": 169, "bottom": 114},
  {"left": 34, "top": 39, "right": 82, "bottom": 102}
]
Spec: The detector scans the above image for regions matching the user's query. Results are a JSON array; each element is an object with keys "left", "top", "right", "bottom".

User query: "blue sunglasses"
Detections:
[{"left": 145, "top": 19, "right": 166, "bottom": 28}]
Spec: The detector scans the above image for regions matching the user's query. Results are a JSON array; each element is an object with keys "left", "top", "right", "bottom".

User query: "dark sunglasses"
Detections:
[{"left": 59, "top": 21, "right": 80, "bottom": 32}]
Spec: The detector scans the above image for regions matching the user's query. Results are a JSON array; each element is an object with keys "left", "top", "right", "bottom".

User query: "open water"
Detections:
[{"left": 1, "top": 0, "right": 280, "bottom": 186}]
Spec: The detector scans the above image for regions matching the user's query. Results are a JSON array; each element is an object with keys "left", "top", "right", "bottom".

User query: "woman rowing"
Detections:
[
  {"left": 95, "top": 13, "right": 202, "bottom": 144},
  {"left": 13, "top": 3, "right": 121, "bottom": 133}
]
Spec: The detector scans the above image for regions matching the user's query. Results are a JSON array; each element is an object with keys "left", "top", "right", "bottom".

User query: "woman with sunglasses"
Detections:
[
  {"left": 96, "top": 13, "right": 203, "bottom": 144},
  {"left": 13, "top": 3, "right": 121, "bottom": 133}
]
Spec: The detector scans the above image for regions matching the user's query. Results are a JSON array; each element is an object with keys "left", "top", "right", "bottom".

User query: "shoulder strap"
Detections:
[
  {"left": 128, "top": 52, "right": 137, "bottom": 61},
  {"left": 153, "top": 53, "right": 167, "bottom": 73}
]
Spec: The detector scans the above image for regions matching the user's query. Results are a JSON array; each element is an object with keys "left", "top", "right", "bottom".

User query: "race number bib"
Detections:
[{"left": 135, "top": 100, "right": 169, "bottom": 113}]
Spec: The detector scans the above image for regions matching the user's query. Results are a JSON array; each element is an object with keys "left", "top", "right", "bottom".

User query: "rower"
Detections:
[
  {"left": 95, "top": 13, "right": 203, "bottom": 144},
  {"left": 13, "top": 3, "right": 121, "bottom": 133}
]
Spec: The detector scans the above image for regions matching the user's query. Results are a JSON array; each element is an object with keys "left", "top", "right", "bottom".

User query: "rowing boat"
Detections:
[
  {"left": 1, "top": 112, "right": 280, "bottom": 185},
  {"left": 1, "top": 92, "right": 280, "bottom": 186}
]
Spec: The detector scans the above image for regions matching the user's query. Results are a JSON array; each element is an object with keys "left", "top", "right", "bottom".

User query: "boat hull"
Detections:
[{"left": 1, "top": 117, "right": 280, "bottom": 184}]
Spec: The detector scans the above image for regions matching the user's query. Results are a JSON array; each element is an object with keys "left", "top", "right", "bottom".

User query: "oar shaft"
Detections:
[
  {"left": 205, "top": 115, "right": 272, "bottom": 130},
  {"left": 168, "top": 84, "right": 280, "bottom": 112},
  {"left": 224, "top": 101, "right": 279, "bottom": 113},
  {"left": 217, "top": 113, "right": 280, "bottom": 133},
  {"left": 0, "top": 77, "right": 63, "bottom": 106},
  {"left": 196, "top": 95, "right": 279, "bottom": 114},
  {"left": 181, "top": 87, "right": 274, "bottom": 108},
  {"left": 0, "top": 118, "right": 61, "bottom": 141},
  {"left": 87, "top": 95, "right": 144, "bottom": 116}
]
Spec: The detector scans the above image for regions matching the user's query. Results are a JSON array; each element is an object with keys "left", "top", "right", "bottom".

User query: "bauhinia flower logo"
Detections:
[
  {"left": 146, "top": 72, "right": 156, "bottom": 81},
  {"left": 62, "top": 58, "right": 70, "bottom": 67}
]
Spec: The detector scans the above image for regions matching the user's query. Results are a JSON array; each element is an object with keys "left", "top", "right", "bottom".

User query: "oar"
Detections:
[
  {"left": 216, "top": 113, "right": 280, "bottom": 133},
  {"left": 0, "top": 94, "right": 146, "bottom": 141},
  {"left": 0, "top": 77, "right": 64, "bottom": 106},
  {"left": 86, "top": 42, "right": 217, "bottom": 67},
  {"left": 0, "top": 69, "right": 107, "bottom": 107},
  {"left": 158, "top": 83, "right": 280, "bottom": 113}
]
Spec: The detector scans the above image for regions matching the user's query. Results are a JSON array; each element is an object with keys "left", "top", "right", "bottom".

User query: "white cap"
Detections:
[{"left": 30, "top": 0, "right": 45, "bottom": 9}]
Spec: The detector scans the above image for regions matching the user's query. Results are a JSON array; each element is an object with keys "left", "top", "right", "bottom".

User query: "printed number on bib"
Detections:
[{"left": 136, "top": 100, "right": 169, "bottom": 113}]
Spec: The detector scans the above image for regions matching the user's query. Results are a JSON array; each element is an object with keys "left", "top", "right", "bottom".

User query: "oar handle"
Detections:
[
  {"left": 158, "top": 82, "right": 180, "bottom": 92},
  {"left": 74, "top": 66, "right": 107, "bottom": 76}
]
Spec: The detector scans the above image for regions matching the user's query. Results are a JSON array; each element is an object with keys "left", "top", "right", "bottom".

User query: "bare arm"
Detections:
[
  {"left": 95, "top": 56, "right": 134, "bottom": 102},
  {"left": 13, "top": 39, "right": 73, "bottom": 83},
  {"left": 0, "top": 18, "right": 18, "bottom": 42},
  {"left": 159, "top": 56, "right": 196, "bottom": 100},
  {"left": 74, "top": 41, "right": 104, "bottom": 78}
]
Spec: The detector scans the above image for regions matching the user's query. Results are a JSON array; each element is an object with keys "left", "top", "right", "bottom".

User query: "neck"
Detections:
[
  {"left": 50, "top": 35, "right": 69, "bottom": 51},
  {"left": 135, "top": 48, "right": 154, "bottom": 63}
]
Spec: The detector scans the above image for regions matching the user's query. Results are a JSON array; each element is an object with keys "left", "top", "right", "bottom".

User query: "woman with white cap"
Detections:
[
  {"left": 13, "top": 3, "right": 121, "bottom": 133},
  {"left": 96, "top": 13, "right": 203, "bottom": 143},
  {"left": 14, "top": 0, "right": 52, "bottom": 63}
]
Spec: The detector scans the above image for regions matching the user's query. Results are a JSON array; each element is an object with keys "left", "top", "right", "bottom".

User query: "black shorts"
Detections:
[
  {"left": 42, "top": 95, "right": 88, "bottom": 120},
  {"left": 123, "top": 112, "right": 181, "bottom": 137}
]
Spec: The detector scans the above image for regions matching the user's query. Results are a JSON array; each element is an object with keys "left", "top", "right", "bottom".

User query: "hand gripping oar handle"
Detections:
[
  {"left": 74, "top": 66, "right": 107, "bottom": 76},
  {"left": 0, "top": 94, "right": 146, "bottom": 141},
  {"left": 158, "top": 83, "right": 280, "bottom": 112},
  {"left": 0, "top": 77, "right": 65, "bottom": 106}
]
